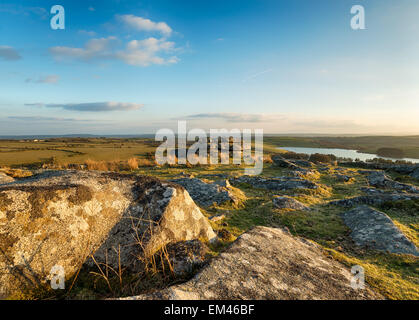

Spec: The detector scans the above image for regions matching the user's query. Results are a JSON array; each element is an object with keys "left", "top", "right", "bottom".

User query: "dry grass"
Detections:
[
  {"left": 127, "top": 157, "right": 139, "bottom": 170},
  {"left": 137, "top": 158, "right": 155, "bottom": 167},
  {"left": 263, "top": 154, "right": 273, "bottom": 164}
]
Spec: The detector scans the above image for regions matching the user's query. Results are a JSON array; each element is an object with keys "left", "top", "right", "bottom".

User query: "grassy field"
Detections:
[
  {"left": 137, "top": 163, "right": 419, "bottom": 300},
  {"left": 0, "top": 138, "right": 158, "bottom": 167},
  {"left": 2, "top": 135, "right": 419, "bottom": 168}
]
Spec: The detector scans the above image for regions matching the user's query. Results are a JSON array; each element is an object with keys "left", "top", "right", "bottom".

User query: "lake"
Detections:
[{"left": 278, "top": 147, "right": 419, "bottom": 164}]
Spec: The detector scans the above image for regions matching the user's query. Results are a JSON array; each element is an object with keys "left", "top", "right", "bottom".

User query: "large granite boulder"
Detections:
[
  {"left": 0, "top": 170, "right": 216, "bottom": 298},
  {"left": 170, "top": 178, "right": 244, "bottom": 207},
  {"left": 341, "top": 206, "right": 418, "bottom": 256},
  {"left": 121, "top": 226, "right": 381, "bottom": 300}
]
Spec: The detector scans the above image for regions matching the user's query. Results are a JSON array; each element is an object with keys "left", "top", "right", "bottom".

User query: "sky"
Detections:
[{"left": 0, "top": 0, "right": 418, "bottom": 135}]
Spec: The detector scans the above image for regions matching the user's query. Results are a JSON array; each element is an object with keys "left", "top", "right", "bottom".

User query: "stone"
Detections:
[
  {"left": 291, "top": 160, "right": 313, "bottom": 168},
  {"left": 334, "top": 174, "right": 353, "bottom": 183},
  {"left": 368, "top": 171, "right": 419, "bottom": 193},
  {"left": 0, "top": 170, "right": 216, "bottom": 298},
  {"left": 329, "top": 193, "right": 419, "bottom": 208},
  {"left": 230, "top": 175, "right": 320, "bottom": 191},
  {"left": 411, "top": 168, "right": 419, "bottom": 179},
  {"left": 121, "top": 226, "right": 381, "bottom": 300},
  {"left": 271, "top": 155, "right": 316, "bottom": 177},
  {"left": 170, "top": 178, "right": 244, "bottom": 207},
  {"left": 0, "top": 173, "right": 14, "bottom": 185},
  {"left": 271, "top": 155, "right": 300, "bottom": 169},
  {"left": 318, "top": 166, "right": 331, "bottom": 173},
  {"left": 341, "top": 206, "right": 418, "bottom": 256},
  {"left": 273, "top": 196, "right": 309, "bottom": 211},
  {"left": 165, "top": 240, "right": 209, "bottom": 275}
]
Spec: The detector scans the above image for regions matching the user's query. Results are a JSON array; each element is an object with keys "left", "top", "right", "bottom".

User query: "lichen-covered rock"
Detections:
[
  {"left": 230, "top": 175, "right": 320, "bottom": 191},
  {"left": 411, "top": 168, "right": 419, "bottom": 179},
  {"left": 341, "top": 206, "right": 418, "bottom": 256},
  {"left": 329, "top": 193, "right": 419, "bottom": 208},
  {"left": 368, "top": 171, "right": 419, "bottom": 193},
  {"left": 170, "top": 178, "right": 244, "bottom": 207},
  {"left": 271, "top": 156, "right": 316, "bottom": 177},
  {"left": 272, "top": 155, "right": 301, "bottom": 169},
  {"left": 273, "top": 196, "right": 309, "bottom": 211},
  {"left": 0, "top": 170, "right": 216, "bottom": 298},
  {"left": 292, "top": 160, "right": 313, "bottom": 168},
  {"left": 121, "top": 226, "right": 381, "bottom": 300},
  {"left": 0, "top": 173, "right": 14, "bottom": 185}
]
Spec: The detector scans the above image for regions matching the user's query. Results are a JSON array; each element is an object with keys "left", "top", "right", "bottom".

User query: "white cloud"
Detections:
[
  {"left": 0, "top": 4, "right": 48, "bottom": 19},
  {"left": 116, "top": 37, "right": 178, "bottom": 66},
  {"left": 25, "top": 75, "right": 60, "bottom": 84},
  {"left": 0, "top": 46, "right": 21, "bottom": 61},
  {"left": 78, "top": 30, "right": 97, "bottom": 37},
  {"left": 8, "top": 116, "right": 90, "bottom": 122},
  {"left": 50, "top": 37, "right": 117, "bottom": 62},
  {"left": 117, "top": 14, "right": 172, "bottom": 36},
  {"left": 50, "top": 36, "right": 179, "bottom": 67},
  {"left": 185, "top": 113, "right": 284, "bottom": 123},
  {"left": 26, "top": 102, "right": 144, "bottom": 112}
]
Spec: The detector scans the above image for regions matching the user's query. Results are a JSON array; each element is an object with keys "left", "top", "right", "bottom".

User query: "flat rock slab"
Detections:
[
  {"left": 170, "top": 178, "right": 243, "bottom": 207},
  {"left": 271, "top": 156, "right": 316, "bottom": 177},
  {"left": 230, "top": 175, "right": 319, "bottom": 191},
  {"left": 330, "top": 193, "right": 419, "bottom": 208},
  {"left": 273, "top": 196, "right": 309, "bottom": 211},
  {"left": 0, "top": 170, "right": 216, "bottom": 298},
  {"left": 341, "top": 206, "right": 418, "bottom": 256},
  {"left": 121, "top": 226, "right": 381, "bottom": 300},
  {"left": 368, "top": 171, "right": 419, "bottom": 193}
]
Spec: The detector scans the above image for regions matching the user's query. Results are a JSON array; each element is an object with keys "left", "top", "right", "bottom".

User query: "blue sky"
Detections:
[{"left": 0, "top": 0, "right": 418, "bottom": 135}]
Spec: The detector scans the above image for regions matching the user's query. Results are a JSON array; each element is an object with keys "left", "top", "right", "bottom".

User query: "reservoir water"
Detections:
[{"left": 278, "top": 147, "right": 419, "bottom": 164}]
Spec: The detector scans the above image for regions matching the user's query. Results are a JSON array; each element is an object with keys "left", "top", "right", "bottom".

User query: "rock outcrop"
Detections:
[
  {"left": 230, "top": 175, "right": 320, "bottom": 191},
  {"left": 367, "top": 171, "right": 419, "bottom": 193},
  {"left": 121, "top": 226, "right": 381, "bottom": 300},
  {"left": 272, "top": 155, "right": 317, "bottom": 177},
  {"left": 339, "top": 161, "right": 419, "bottom": 175},
  {"left": 170, "top": 178, "right": 244, "bottom": 207},
  {"left": 329, "top": 193, "right": 419, "bottom": 208},
  {"left": 341, "top": 206, "right": 418, "bottom": 256},
  {"left": 273, "top": 196, "right": 309, "bottom": 211},
  {"left": 411, "top": 168, "right": 419, "bottom": 179},
  {"left": 0, "top": 170, "right": 216, "bottom": 298}
]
